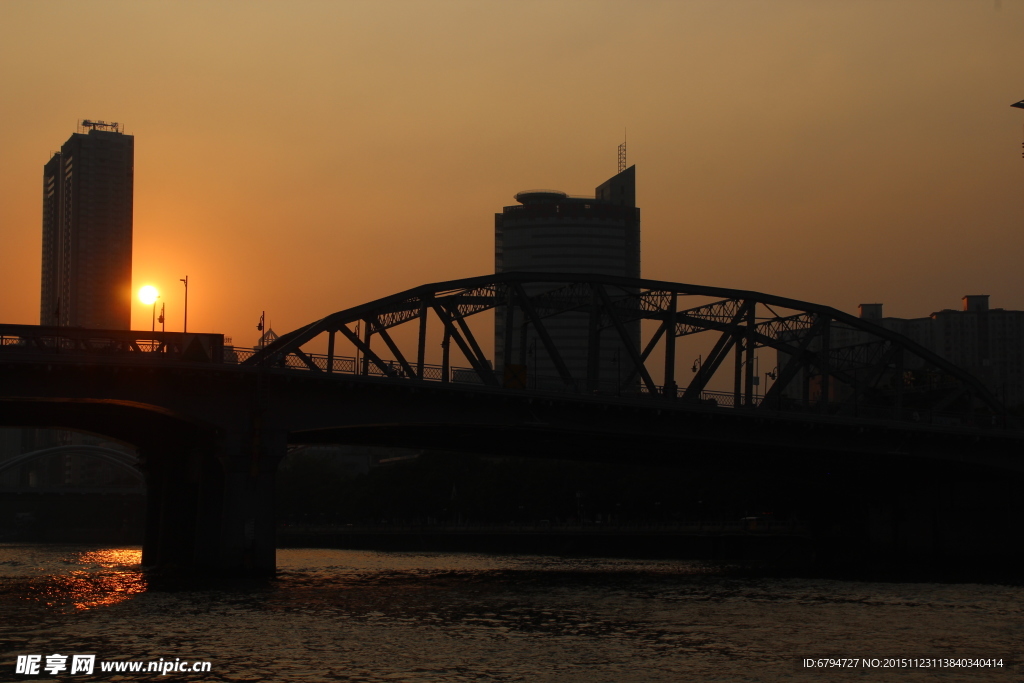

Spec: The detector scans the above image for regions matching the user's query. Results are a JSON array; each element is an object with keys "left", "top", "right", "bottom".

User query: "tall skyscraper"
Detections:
[
  {"left": 494, "top": 166, "right": 641, "bottom": 389},
  {"left": 40, "top": 120, "right": 134, "bottom": 329}
]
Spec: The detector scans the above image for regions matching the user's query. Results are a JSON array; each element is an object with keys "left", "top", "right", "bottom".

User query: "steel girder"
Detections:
[{"left": 243, "top": 272, "right": 1004, "bottom": 419}]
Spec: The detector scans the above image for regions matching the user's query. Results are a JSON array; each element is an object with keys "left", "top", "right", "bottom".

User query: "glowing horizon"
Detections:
[{"left": 0, "top": 2, "right": 1021, "bottom": 348}]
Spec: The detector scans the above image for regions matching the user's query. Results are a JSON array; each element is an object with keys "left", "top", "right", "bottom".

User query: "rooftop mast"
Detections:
[
  {"left": 78, "top": 119, "right": 120, "bottom": 134},
  {"left": 617, "top": 129, "right": 627, "bottom": 173},
  {"left": 1013, "top": 100, "right": 1024, "bottom": 158}
]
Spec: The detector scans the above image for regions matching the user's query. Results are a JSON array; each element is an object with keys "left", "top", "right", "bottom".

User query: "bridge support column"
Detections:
[
  {"left": 141, "top": 423, "right": 286, "bottom": 575},
  {"left": 141, "top": 442, "right": 222, "bottom": 571},
  {"left": 212, "top": 424, "right": 287, "bottom": 574}
]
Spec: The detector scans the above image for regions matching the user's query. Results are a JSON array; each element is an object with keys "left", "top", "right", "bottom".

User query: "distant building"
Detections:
[
  {"left": 861, "top": 296, "right": 1024, "bottom": 408},
  {"left": 494, "top": 166, "right": 640, "bottom": 389},
  {"left": 28, "top": 121, "right": 134, "bottom": 488},
  {"left": 40, "top": 121, "right": 134, "bottom": 329},
  {"left": 781, "top": 296, "right": 1024, "bottom": 408},
  {"left": 258, "top": 328, "right": 278, "bottom": 348}
]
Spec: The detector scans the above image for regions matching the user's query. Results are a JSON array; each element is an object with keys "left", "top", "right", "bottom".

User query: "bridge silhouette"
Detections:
[
  {"left": 0, "top": 444, "right": 142, "bottom": 493},
  {"left": 1, "top": 272, "right": 1021, "bottom": 573}
]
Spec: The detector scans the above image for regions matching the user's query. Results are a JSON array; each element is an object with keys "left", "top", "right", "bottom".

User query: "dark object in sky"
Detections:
[{"left": 1011, "top": 99, "right": 1024, "bottom": 109}]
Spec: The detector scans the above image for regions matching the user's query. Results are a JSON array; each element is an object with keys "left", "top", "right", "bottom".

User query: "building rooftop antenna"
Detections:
[
  {"left": 617, "top": 130, "right": 627, "bottom": 173},
  {"left": 78, "top": 119, "right": 120, "bottom": 134},
  {"left": 1014, "top": 100, "right": 1024, "bottom": 159}
]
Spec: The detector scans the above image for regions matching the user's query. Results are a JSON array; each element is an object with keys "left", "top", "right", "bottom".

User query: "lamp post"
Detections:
[
  {"left": 180, "top": 276, "right": 189, "bottom": 333},
  {"left": 763, "top": 366, "right": 779, "bottom": 410},
  {"left": 138, "top": 286, "right": 159, "bottom": 347},
  {"left": 1013, "top": 99, "right": 1024, "bottom": 159}
]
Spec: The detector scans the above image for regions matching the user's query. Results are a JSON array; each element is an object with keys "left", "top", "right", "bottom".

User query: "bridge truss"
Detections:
[{"left": 243, "top": 273, "right": 1003, "bottom": 426}]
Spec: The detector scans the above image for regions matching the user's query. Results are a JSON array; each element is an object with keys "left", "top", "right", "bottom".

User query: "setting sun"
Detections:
[{"left": 138, "top": 285, "right": 159, "bottom": 305}]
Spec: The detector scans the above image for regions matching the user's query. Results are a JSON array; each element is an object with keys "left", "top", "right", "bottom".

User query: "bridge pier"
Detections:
[
  {"left": 214, "top": 424, "right": 286, "bottom": 574},
  {"left": 141, "top": 423, "right": 286, "bottom": 575}
]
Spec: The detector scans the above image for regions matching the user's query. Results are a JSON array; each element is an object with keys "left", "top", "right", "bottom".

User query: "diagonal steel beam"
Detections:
[
  {"left": 596, "top": 284, "right": 657, "bottom": 394},
  {"left": 620, "top": 320, "right": 668, "bottom": 389},
  {"left": 336, "top": 324, "right": 398, "bottom": 378},
  {"left": 292, "top": 347, "right": 323, "bottom": 372},
  {"left": 681, "top": 300, "right": 751, "bottom": 400},
  {"left": 369, "top": 315, "right": 417, "bottom": 379},
  {"left": 451, "top": 307, "right": 495, "bottom": 382},
  {"left": 513, "top": 283, "right": 576, "bottom": 389},
  {"left": 759, "top": 316, "right": 825, "bottom": 409},
  {"left": 432, "top": 303, "right": 499, "bottom": 386}
]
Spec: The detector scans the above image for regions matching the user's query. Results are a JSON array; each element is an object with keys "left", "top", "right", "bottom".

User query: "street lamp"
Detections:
[
  {"left": 138, "top": 286, "right": 159, "bottom": 333},
  {"left": 180, "top": 276, "right": 189, "bottom": 333},
  {"left": 763, "top": 366, "right": 779, "bottom": 410},
  {"left": 1013, "top": 99, "right": 1024, "bottom": 159}
]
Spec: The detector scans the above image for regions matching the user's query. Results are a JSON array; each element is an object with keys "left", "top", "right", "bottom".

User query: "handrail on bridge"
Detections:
[
  {"left": 224, "top": 346, "right": 1017, "bottom": 431},
  {"left": 0, "top": 324, "right": 224, "bottom": 363}
]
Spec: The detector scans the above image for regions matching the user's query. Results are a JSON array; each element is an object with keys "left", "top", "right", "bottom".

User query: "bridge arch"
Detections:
[
  {"left": 0, "top": 444, "right": 143, "bottom": 483},
  {"left": 0, "top": 397, "right": 221, "bottom": 454},
  {"left": 246, "top": 272, "right": 1003, "bottom": 425}
]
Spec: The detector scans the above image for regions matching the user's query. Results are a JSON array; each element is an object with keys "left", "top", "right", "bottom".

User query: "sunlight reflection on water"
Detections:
[
  {"left": 3, "top": 547, "right": 145, "bottom": 612},
  {"left": 0, "top": 545, "right": 1022, "bottom": 682}
]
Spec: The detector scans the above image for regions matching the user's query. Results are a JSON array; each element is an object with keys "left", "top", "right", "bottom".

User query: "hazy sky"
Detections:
[{"left": 1, "top": 1, "right": 1022, "bottom": 348}]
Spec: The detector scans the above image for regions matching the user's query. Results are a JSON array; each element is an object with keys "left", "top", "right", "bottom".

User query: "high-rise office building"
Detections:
[
  {"left": 494, "top": 166, "right": 640, "bottom": 389},
  {"left": 779, "top": 296, "right": 1024, "bottom": 409},
  {"left": 40, "top": 121, "right": 134, "bottom": 329}
]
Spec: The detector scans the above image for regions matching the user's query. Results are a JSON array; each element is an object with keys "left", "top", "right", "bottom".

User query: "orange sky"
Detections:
[{"left": 1, "top": 1, "right": 1022, "bottom": 350}]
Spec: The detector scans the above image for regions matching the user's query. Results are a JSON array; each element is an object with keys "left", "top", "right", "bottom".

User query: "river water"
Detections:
[{"left": 0, "top": 544, "right": 1021, "bottom": 682}]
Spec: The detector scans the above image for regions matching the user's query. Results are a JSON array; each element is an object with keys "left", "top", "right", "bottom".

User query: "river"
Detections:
[{"left": 1, "top": 544, "right": 1021, "bottom": 681}]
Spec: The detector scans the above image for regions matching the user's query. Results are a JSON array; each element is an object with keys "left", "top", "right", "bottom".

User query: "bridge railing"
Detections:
[
  {"left": 0, "top": 325, "right": 224, "bottom": 363},
  {"left": 6, "top": 328, "right": 1013, "bottom": 429},
  {"left": 278, "top": 518, "right": 808, "bottom": 536},
  {"left": 226, "top": 346, "right": 754, "bottom": 406},
  {"left": 225, "top": 345, "right": 1024, "bottom": 429}
]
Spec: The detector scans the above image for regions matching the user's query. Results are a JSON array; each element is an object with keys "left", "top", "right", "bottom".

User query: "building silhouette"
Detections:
[
  {"left": 40, "top": 121, "right": 134, "bottom": 329},
  {"left": 26, "top": 121, "right": 135, "bottom": 486},
  {"left": 494, "top": 166, "right": 640, "bottom": 389},
  {"left": 780, "top": 296, "right": 1024, "bottom": 410},
  {"left": 856, "top": 296, "right": 1024, "bottom": 409}
]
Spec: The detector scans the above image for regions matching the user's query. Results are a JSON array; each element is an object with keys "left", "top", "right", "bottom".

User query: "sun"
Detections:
[{"left": 138, "top": 285, "right": 159, "bottom": 305}]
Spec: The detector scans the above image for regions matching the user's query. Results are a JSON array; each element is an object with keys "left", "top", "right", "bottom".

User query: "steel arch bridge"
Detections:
[
  {"left": 0, "top": 272, "right": 1017, "bottom": 575},
  {"left": 244, "top": 272, "right": 1003, "bottom": 426},
  {"left": 0, "top": 444, "right": 140, "bottom": 478},
  {"left": 0, "top": 444, "right": 143, "bottom": 493}
]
